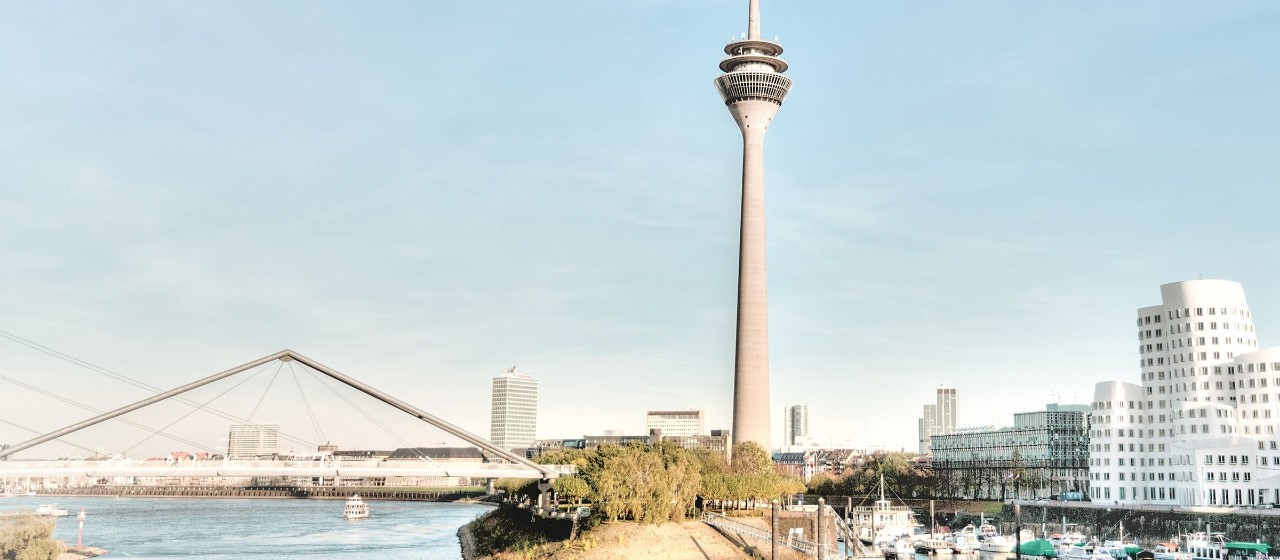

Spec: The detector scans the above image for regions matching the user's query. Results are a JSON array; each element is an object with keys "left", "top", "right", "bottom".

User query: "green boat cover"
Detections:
[
  {"left": 1125, "top": 545, "right": 1144, "bottom": 555},
  {"left": 1225, "top": 542, "right": 1270, "bottom": 553},
  {"left": 1018, "top": 539, "right": 1058, "bottom": 558}
]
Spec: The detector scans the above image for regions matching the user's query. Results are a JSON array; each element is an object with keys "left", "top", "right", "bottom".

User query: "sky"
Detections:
[{"left": 2, "top": 1, "right": 1279, "bottom": 458}]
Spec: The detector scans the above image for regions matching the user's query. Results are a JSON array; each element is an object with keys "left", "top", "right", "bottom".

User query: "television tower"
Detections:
[{"left": 714, "top": 0, "right": 792, "bottom": 452}]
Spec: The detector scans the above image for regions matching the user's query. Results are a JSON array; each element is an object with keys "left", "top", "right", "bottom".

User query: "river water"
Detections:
[{"left": 1, "top": 495, "right": 491, "bottom": 558}]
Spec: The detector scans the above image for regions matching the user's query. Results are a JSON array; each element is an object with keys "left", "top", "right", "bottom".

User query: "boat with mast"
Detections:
[{"left": 848, "top": 474, "right": 922, "bottom": 548}]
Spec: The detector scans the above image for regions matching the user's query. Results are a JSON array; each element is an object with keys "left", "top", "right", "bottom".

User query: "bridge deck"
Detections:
[{"left": 0, "top": 459, "right": 574, "bottom": 480}]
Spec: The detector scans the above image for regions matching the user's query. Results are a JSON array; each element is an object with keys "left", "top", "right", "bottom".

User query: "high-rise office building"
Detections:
[
  {"left": 783, "top": 404, "right": 810, "bottom": 446},
  {"left": 227, "top": 424, "right": 279, "bottom": 460},
  {"left": 646, "top": 410, "right": 705, "bottom": 437},
  {"left": 715, "top": 0, "right": 793, "bottom": 452},
  {"left": 918, "top": 385, "right": 959, "bottom": 453},
  {"left": 489, "top": 366, "right": 538, "bottom": 450},
  {"left": 1090, "top": 279, "right": 1280, "bottom": 507}
]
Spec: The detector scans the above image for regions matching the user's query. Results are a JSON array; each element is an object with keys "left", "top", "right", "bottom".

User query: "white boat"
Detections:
[
  {"left": 342, "top": 494, "right": 369, "bottom": 520},
  {"left": 1054, "top": 532, "right": 1088, "bottom": 550},
  {"left": 1154, "top": 545, "right": 1193, "bottom": 560},
  {"left": 34, "top": 504, "right": 69, "bottom": 517},
  {"left": 979, "top": 534, "right": 1014, "bottom": 553},
  {"left": 950, "top": 526, "right": 979, "bottom": 554},
  {"left": 977, "top": 522, "right": 998, "bottom": 540},
  {"left": 850, "top": 475, "right": 922, "bottom": 547},
  {"left": 1182, "top": 532, "right": 1228, "bottom": 560},
  {"left": 916, "top": 537, "right": 953, "bottom": 555},
  {"left": 886, "top": 538, "right": 916, "bottom": 559}
]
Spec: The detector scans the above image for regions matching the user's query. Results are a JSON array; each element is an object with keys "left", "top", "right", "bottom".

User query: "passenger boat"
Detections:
[
  {"left": 1182, "top": 532, "right": 1228, "bottom": 560},
  {"left": 342, "top": 494, "right": 370, "bottom": 520},
  {"left": 34, "top": 504, "right": 69, "bottom": 517}
]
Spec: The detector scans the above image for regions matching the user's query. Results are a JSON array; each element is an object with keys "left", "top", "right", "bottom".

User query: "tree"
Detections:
[
  {"left": 730, "top": 442, "right": 773, "bottom": 476},
  {"left": 553, "top": 475, "right": 591, "bottom": 506},
  {"left": 0, "top": 513, "right": 64, "bottom": 560}
]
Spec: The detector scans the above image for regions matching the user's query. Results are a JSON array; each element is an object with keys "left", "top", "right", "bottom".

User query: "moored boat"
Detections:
[
  {"left": 916, "top": 537, "right": 954, "bottom": 555},
  {"left": 1018, "top": 538, "right": 1060, "bottom": 559},
  {"left": 980, "top": 535, "right": 1014, "bottom": 553},
  {"left": 1153, "top": 544, "right": 1192, "bottom": 560},
  {"left": 850, "top": 475, "right": 922, "bottom": 548},
  {"left": 1183, "top": 532, "right": 1228, "bottom": 560},
  {"left": 1223, "top": 542, "right": 1269, "bottom": 560},
  {"left": 885, "top": 538, "right": 915, "bottom": 559}
]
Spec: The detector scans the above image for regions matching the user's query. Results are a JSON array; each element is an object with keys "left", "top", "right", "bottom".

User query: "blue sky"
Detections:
[{"left": 2, "top": 1, "right": 1279, "bottom": 457}]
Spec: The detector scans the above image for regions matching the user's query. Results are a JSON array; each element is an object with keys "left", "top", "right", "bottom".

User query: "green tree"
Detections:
[
  {"left": 553, "top": 475, "right": 591, "bottom": 506},
  {"left": 730, "top": 441, "right": 773, "bottom": 476},
  {"left": 0, "top": 513, "right": 64, "bottom": 560}
]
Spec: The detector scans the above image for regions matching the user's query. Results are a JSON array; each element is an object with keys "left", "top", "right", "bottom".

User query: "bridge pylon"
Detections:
[{"left": 0, "top": 349, "right": 559, "bottom": 480}]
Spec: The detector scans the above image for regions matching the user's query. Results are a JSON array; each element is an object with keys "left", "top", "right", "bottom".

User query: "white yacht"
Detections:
[
  {"left": 342, "top": 494, "right": 370, "bottom": 520},
  {"left": 34, "top": 504, "right": 69, "bottom": 517},
  {"left": 979, "top": 534, "right": 1014, "bottom": 553},
  {"left": 915, "top": 537, "right": 954, "bottom": 555},
  {"left": 887, "top": 538, "right": 915, "bottom": 559},
  {"left": 949, "top": 525, "right": 979, "bottom": 554}
]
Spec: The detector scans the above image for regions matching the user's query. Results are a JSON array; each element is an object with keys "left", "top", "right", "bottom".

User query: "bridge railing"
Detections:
[{"left": 702, "top": 511, "right": 838, "bottom": 558}]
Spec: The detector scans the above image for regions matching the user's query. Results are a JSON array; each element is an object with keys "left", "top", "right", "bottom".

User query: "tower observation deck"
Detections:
[{"left": 716, "top": 0, "right": 791, "bottom": 453}]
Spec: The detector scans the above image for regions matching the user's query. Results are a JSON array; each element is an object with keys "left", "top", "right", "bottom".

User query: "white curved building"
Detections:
[{"left": 1090, "top": 280, "right": 1280, "bottom": 506}]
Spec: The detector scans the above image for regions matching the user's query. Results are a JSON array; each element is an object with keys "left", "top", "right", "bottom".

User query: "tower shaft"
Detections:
[
  {"left": 731, "top": 100, "right": 779, "bottom": 450},
  {"left": 715, "top": 0, "right": 791, "bottom": 453}
]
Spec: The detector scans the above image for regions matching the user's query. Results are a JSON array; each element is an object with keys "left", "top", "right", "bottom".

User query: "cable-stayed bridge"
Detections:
[
  {"left": 0, "top": 347, "right": 569, "bottom": 485},
  {"left": 0, "top": 458, "right": 573, "bottom": 480}
]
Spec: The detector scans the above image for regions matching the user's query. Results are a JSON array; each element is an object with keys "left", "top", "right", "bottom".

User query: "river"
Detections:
[{"left": 1, "top": 495, "right": 491, "bottom": 558}]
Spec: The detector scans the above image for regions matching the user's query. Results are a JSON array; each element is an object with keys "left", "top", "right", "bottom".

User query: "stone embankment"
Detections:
[{"left": 39, "top": 485, "right": 484, "bottom": 501}]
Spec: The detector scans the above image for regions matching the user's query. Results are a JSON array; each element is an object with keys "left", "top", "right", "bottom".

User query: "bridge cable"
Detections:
[
  {"left": 0, "top": 418, "right": 99, "bottom": 456},
  {"left": 0, "top": 373, "right": 216, "bottom": 453},
  {"left": 0, "top": 330, "right": 318, "bottom": 449},
  {"left": 300, "top": 364, "right": 411, "bottom": 446},
  {"left": 247, "top": 361, "right": 285, "bottom": 423},
  {"left": 121, "top": 363, "right": 271, "bottom": 456},
  {"left": 286, "top": 361, "right": 327, "bottom": 445}
]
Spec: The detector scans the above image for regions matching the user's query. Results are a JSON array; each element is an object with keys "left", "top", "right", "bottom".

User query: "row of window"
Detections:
[
  {"left": 1138, "top": 307, "right": 1252, "bottom": 326},
  {"left": 1144, "top": 365, "right": 1244, "bottom": 380},
  {"left": 1141, "top": 336, "right": 1260, "bottom": 354},
  {"left": 1142, "top": 350, "right": 1249, "bottom": 367}
]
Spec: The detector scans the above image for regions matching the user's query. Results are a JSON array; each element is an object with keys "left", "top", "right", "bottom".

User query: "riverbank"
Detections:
[
  {"left": 58, "top": 546, "right": 107, "bottom": 559},
  {"left": 459, "top": 506, "right": 755, "bottom": 559}
]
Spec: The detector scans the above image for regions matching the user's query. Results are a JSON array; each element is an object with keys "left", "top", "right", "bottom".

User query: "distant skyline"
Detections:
[{"left": 2, "top": 2, "right": 1279, "bottom": 457}]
